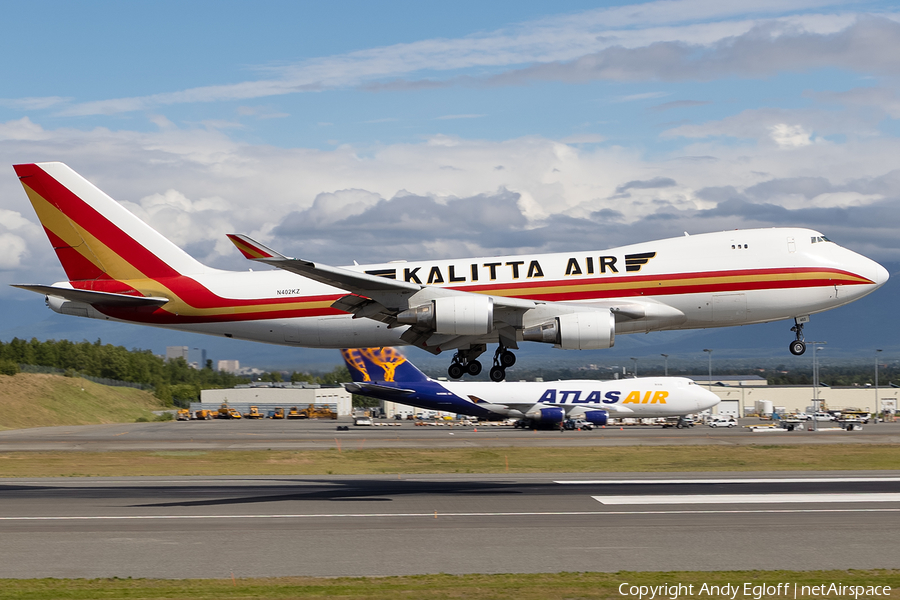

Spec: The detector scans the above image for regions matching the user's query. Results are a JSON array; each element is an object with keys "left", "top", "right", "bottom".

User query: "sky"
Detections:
[{"left": 1, "top": 0, "right": 898, "bottom": 369}]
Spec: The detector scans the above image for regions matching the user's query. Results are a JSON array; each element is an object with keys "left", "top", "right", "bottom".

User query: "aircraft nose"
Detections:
[
  {"left": 873, "top": 261, "right": 890, "bottom": 288},
  {"left": 697, "top": 387, "right": 720, "bottom": 411}
]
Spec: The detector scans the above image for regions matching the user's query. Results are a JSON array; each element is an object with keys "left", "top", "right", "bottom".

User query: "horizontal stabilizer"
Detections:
[
  {"left": 11, "top": 284, "right": 170, "bottom": 308},
  {"left": 344, "top": 382, "right": 416, "bottom": 395}
]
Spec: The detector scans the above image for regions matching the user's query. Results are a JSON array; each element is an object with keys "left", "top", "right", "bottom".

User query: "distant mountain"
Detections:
[{"left": 3, "top": 262, "right": 896, "bottom": 373}]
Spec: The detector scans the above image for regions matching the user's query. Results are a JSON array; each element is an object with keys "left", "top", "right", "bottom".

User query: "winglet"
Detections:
[{"left": 226, "top": 234, "right": 287, "bottom": 261}]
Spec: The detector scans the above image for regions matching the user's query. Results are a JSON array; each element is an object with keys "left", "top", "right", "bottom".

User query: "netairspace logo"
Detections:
[{"left": 617, "top": 582, "right": 893, "bottom": 600}]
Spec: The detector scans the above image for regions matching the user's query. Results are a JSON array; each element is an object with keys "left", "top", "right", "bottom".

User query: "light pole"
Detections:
[
  {"left": 630, "top": 357, "right": 638, "bottom": 378},
  {"left": 876, "top": 349, "right": 883, "bottom": 423},
  {"left": 703, "top": 349, "right": 712, "bottom": 391},
  {"left": 661, "top": 354, "right": 669, "bottom": 377},
  {"left": 810, "top": 342, "right": 827, "bottom": 431}
]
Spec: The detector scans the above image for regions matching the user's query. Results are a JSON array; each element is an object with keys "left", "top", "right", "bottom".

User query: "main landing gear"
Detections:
[
  {"left": 489, "top": 346, "right": 516, "bottom": 382},
  {"left": 789, "top": 316, "right": 808, "bottom": 356},
  {"left": 447, "top": 345, "right": 516, "bottom": 381}
]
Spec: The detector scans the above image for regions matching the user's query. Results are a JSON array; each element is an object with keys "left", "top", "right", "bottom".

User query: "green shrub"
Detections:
[{"left": 0, "top": 360, "right": 19, "bottom": 376}]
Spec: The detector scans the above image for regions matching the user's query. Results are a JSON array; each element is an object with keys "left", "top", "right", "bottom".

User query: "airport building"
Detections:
[
  {"left": 195, "top": 382, "right": 353, "bottom": 416},
  {"left": 697, "top": 377, "right": 898, "bottom": 418}
]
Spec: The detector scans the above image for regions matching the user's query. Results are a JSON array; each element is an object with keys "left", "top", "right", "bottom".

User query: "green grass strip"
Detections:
[
  {"left": 1, "top": 570, "right": 899, "bottom": 600},
  {"left": 0, "top": 444, "right": 898, "bottom": 477}
]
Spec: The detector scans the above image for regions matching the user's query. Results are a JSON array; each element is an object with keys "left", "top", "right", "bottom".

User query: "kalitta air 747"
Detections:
[{"left": 13, "top": 162, "right": 889, "bottom": 381}]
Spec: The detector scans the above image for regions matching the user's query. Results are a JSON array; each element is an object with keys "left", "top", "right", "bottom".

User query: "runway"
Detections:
[
  {"left": 1, "top": 472, "right": 898, "bottom": 578},
  {"left": 1, "top": 418, "right": 899, "bottom": 451}
]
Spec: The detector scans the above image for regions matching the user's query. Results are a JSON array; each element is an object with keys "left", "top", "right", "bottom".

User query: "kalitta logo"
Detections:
[{"left": 363, "top": 251, "right": 659, "bottom": 285}]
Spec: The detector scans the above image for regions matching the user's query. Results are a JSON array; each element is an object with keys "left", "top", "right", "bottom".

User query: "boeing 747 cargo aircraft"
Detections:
[
  {"left": 342, "top": 347, "right": 720, "bottom": 427},
  {"left": 12, "top": 162, "right": 889, "bottom": 380}
]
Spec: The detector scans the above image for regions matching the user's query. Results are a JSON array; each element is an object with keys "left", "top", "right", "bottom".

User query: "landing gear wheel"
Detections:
[
  {"left": 789, "top": 340, "right": 806, "bottom": 356},
  {"left": 499, "top": 350, "right": 516, "bottom": 368},
  {"left": 448, "top": 362, "right": 464, "bottom": 379},
  {"left": 489, "top": 366, "right": 506, "bottom": 382},
  {"left": 466, "top": 360, "right": 483, "bottom": 376}
]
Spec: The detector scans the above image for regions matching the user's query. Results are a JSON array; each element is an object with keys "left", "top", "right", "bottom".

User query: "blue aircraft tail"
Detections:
[{"left": 341, "top": 348, "right": 429, "bottom": 383}]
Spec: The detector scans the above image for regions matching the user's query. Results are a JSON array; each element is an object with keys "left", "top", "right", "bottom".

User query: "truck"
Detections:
[
  {"left": 243, "top": 405, "right": 264, "bottom": 419},
  {"left": 299, "top": 404, "right": 337, "bottom": 420},
  {"left": 176, "top": 408, "right": 191, "bottom": 421}
]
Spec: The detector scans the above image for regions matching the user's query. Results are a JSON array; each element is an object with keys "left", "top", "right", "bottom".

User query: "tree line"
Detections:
[{"left": 0, "top": 337, "right": 358, "bottom": 407}]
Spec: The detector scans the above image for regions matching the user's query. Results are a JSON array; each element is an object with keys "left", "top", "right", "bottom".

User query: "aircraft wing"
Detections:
[
  {"left": 226, "top": 235, "right": 681, "bottom": 353},
  {"left": 227, "top": 235, "right": 538, "bottom": 342},
  {"left": 227, "top": 234, "right": 423, "bottom": 294},
  {"left": 11, "top": 284, "right": 170, "bottom": 308}
]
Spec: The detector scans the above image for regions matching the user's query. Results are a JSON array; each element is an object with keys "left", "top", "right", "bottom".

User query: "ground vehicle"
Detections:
[
  {"left": 813, "top": 412, "right": 835, "bottom": 421},
  {"left": 176, "top": 409, "right": 191, "bottom": 421},
  {"left": 299, "top": 404, "right": 337, "bottom": 419},
  {"left": 272, "top": 407, "right": 285, "bottom": 419},
  {"left": 839, "top": 411, "right": 870, "bottom": 423},
  {"left": 708, "top": 417, "right": 737, "bottom": 428},
  {"left": 353, "top": 416, "right": 373, "bottom": 426},
  {"left": 563, "top": 418, "right": 593, "bottom": 431},
  {"left": 244, "top": 405, "right": 264, "bottom": 419},
  {"left": 193, "top": 409, "right": 213, "bottom": 420},
  {"left": 227, "top": 408, "right": 242, "bottom": 419},
  {"left": 287, "top": 407, "right": 302, "bottom": 419},
  {"left": 661, "top": 416, "right": 695, "bottom": 428}
]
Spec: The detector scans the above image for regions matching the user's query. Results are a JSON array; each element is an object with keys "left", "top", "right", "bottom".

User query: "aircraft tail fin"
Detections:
[
  {"left": 14, "top": 162, "right": 211, "bottom": 284},
  {"left": 341, "top": 348, "right": 429, "bottom": 383}
]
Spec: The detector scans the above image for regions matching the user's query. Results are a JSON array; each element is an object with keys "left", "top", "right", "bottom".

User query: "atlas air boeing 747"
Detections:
[
  {"left": 12, "top": 162, "right": 889, "bottom": 381},
  {"left": 342, "top": 347, "right": 720, "bottom": 427}
]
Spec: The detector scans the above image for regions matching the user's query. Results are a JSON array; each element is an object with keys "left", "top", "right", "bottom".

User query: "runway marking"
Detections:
[
  {"left": 1, "top": 508, "right": 900, "bottom": 521},
  {"left": 557, "top": 477, "right": 900, "bottom": 484},
  {"left": 592, "top": 493, "right": 900, "bottom": 505}
]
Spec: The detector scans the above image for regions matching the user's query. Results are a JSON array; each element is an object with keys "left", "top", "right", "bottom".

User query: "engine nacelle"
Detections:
[
  {"left": 522, "top": 310, "right": 615, "bottom": 350},
  {"left": 397, "top": 295, "right": 493, "bottom": 336},
  {"left": 568, "top": 409, "right": 609, "bottom": 425},
  {"left": 524, "top": 405, "right": 565, "bottom": 424}
]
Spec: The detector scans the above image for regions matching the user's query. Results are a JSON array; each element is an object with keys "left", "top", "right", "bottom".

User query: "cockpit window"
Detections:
[{"left": 810, "top": 236, "right": 832, "bottom": 244}]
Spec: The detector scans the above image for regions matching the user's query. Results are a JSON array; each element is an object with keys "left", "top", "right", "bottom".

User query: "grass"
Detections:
[
  {"left": 0, "top": 444, "right": 898, "bottom": 477},
  {"left": 0, "top": 373, "right": 165, "bottom": 430},
  {"left": 1, "top": 570, "right": 898, "bottom": 599}
]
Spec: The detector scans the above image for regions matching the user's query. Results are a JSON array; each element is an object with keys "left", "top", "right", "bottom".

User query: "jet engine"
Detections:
[
  {"left": 567, "top": 408, "right": 609, "bottom": 426},
  {"left": 397, "top": 295, "right": 493, "bottom": 336},
  {"left": 522, "top": 310, "right": 615, "bottom": 350},
  {"left": 524, "top": 405, "right": 565, "bottom": 425}
]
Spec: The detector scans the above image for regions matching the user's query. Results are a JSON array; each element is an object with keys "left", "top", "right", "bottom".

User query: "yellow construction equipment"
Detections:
[
  {"left": 272, "top": 407, "right": 285, "bottom": 419},
  {"left": 299, "top": 404, "right": 337, "bottom": 419},
  {"left": 176, "top": 408, "right": 190, "bottom": 421},
  {"left": 244, "top": 405, "right": 264, "bottom": 419},
  {"left": 287, "top": 406, "right": 302, "bottom": 419}
]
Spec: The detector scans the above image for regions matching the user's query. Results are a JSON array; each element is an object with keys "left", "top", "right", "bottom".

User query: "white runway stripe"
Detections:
[
  {"left": 592, "top": 493, "right": 900, "bottom": 505},
  {"left": 557, "top": 477, "right": 900, "bottom": 484}
]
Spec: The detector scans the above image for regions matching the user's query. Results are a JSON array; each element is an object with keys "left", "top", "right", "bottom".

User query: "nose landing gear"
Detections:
[{"left": 789, "top": 316, "right": 808, "bottom": 355}]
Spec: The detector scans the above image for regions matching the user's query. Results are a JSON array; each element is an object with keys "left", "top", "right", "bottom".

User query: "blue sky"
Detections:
[{"left": 1, "top": 0, "right": 899, "bottom": 367}]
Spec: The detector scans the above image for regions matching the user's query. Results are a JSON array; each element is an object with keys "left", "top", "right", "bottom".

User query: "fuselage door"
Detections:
[{"left": 787, "top": 237, "right": 796, "bottom": 253}]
